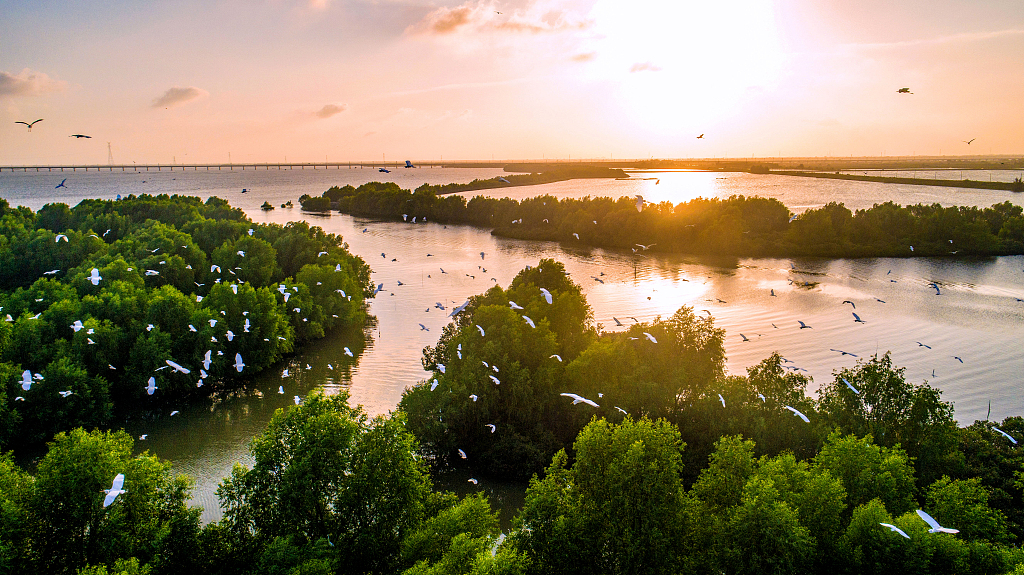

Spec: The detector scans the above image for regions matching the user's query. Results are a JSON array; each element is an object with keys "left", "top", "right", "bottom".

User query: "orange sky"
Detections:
[{"left": 2, "top": 0, "right": 1023, "bottom": 164}]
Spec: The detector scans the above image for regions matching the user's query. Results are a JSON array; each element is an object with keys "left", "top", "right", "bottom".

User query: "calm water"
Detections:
[{"left": 3, "top": 169, "right": 1023, "bottom": 524}]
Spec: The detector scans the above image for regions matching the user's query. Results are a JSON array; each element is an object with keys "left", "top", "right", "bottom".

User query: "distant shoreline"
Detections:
[{"left": 771, "top": 170, "right": 1023, "bottom": 192}]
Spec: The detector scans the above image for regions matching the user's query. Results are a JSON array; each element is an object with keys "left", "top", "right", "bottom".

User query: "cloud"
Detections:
[
  {"left": 407, "top": 1, "right": 591, "bottom": 36},
  {"left": 846, "top": 28, "right": 1024, "bottom": 51},
  {"left": 387, "top": 77, "right": 533, "bottom": 97},
  {"left": 571, "top": 52, "right": 596, "bottom": 63},
  {"left": 151, "top": 86, "right": 208, "bottom": 109},
  {"left": 0, "top": 69, "right": 66, "bottom": 98},
  {"left": 314, "top": 103, "right": 347, "bottom": 118},
  {"left": 629, "top": 62, "right": 661, "bottom": 73}
]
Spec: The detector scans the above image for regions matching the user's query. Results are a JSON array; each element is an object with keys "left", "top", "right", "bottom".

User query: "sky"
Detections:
[{"left": 2, "top": 0, "right": 1023, "bottom": 164}]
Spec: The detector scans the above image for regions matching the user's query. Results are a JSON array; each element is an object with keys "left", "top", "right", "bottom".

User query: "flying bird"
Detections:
[
  {"left": 993, "top": 426, "right": 1018, "bottom": 444},
  {"left": 963, "top": 138, "right": 975, "bottom": 145},
  {"left": 560, "top": 393, "right": 599, "bottom": 407},
  {"left": 916, "top": 510, "right": 959, "bottom": 534},
  {"left": 797, "top": 321, "right": 812, "bottom": 329},
  {"left": 635, "top": 195, "right": 644, "bottom": 213},
  {"left": 643, "top": 332, "right": 657, "bottom": 343},
  {"left": 234, "top": 353, "right": 245, "bottom": 372},
  {"left": 718, "top": 394, "right": 726, "bottom": 408},
  {"left": 523, "top": 315, "right": 536, "bottom": 328},
  {"left": 458, "top": 449, "right": 467, "bottom": 459},
  {"left": 103, "top": 474, "right": 127, "bottom": 507},
  {"left": 897, "top": 87, "right": 912, "bottom": 94},
  {"left": 540, "top": 287, "right": 553, "bottom": 304},
  {"left": 697, "top": 133, "right": 704, "bottom": 138},
  {"left": 476, "top": 324, "right": 485, "bottom": 337},
  {"left": 15, "top": 119, "right": 43, "bottom": 131},
  {"left": 852, "top": 313, "right": 865, "bottom": 323},
  {"left": 879, "top": 523, "right": 911, "bottom": 539},
  {"left": 55, "top": 178, "right": 67, "bottom": 189},
  {"left": 344, "top": 347, "right": 353, "bottom": 357},
  {"left": 70, "top": 134, "right": 92, "bottom": 139},
  {"left": 784, "top": 405, "right": 810, "bottom": 423},
  {"left": 165, "top": 360, "right": 190, "bottom": 374},
  {"left": 550, "top": 354, "right": 562, "bottom": 362}
]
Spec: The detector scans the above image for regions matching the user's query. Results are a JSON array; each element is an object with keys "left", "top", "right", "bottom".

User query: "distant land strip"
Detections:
[
  {"left": 771, "top": 170, "right": 1024, "bottom": 192},
  {"left": 313, "top": 181, "right": 1024, "bottom": 258}
]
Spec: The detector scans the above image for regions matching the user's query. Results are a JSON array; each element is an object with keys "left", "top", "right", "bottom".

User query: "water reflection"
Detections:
[{"left": 126, "top": 320, "right": 372, "bottom": 523}]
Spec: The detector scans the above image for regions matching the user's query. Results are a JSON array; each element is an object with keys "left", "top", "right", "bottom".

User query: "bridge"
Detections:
[{"left": 0, "top": 162, "right": 460, "bottom": 173}]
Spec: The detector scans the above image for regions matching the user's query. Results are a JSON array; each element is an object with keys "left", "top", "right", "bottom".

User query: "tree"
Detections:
[
  {"left": 218, "top": 390, "right": 431, "bottom": 575},
  {"left": 23, "top": 428, "right": 198, "bottom": 574},
  {"left": 515, "top": 417, "right": 687, "bottom": 575},
  {"left": 817, "top": 353, "right": 960, "bottom": 486},
  {"left": 813, "top": 431, "right": 917, "bottom": 517}
]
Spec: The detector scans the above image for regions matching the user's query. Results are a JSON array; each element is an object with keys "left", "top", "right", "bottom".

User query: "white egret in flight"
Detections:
[
  {"left": 476, "top": 324, "right": 485, "bottom": 336},
  {"left": 993, "top": 426, "right": 1018, "bottom": 444},
  {"left": 523, "top": 316, "right": 535, "bottom": 328},
  {"left": 234, "top": 353, "right": 245, "bottom": 372},
  {"left": 540, "top": 288, "right": 552, "bottom": 304},
  {"left": 784, "top": 405, "right": 810, "bottom": 423},
  {"left": 643, "top": 332, "right": 657, "bottom": 343},
  {"left": 485, "top": 424, "right": 496, "bottom": 433},
  {"left": 166, "top": 360, "right": 191, "bottom": 374},
  {"left": 89, "top": 268, "right": 102, "bottom": 286},
  {"left": 879, "top": 523, "right": 911, "bottom": 539},
  {"left": 103, "top": 474, "right": 127, "bottom": 507},
  {"left": 560, "top": 393, "right": 599, "bottom": 407},
  {"left": 916, "top": 510, "right": 959, "bottom": 534}
]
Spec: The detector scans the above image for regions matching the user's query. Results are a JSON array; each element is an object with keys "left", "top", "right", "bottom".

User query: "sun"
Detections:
[{"left": 584, "top": 0, "right": 785, "bottom": 139}]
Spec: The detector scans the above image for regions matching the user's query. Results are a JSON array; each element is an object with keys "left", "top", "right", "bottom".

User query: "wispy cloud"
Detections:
[
  {"left": 406, "top": 1, "right": 591, "bottom": 36},
  {"left": 386, "top": 77, "right": 535, "bottom": 97},
  {"left": 0, "top": 69, "right": 66, "bottom": 98},
  {"left": 151, "top": 86, "right": 208, "bottom": 109},
  {"left": 846, "top": 28, "right": 1024, "bottom": 51},
  {"left": 314, "top": 103, "right": 347, "bottom": 118},
  {"left": 571, "top": 52, "right": 596, "bottom": 63},
  {"left": 629, "top": 62, "right": 661, "bottom": 73}
]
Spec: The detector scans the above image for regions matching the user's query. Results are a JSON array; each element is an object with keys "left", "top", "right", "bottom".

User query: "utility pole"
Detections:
[{"left": 107, "top": 143, "right": 114, "bottom": 165}]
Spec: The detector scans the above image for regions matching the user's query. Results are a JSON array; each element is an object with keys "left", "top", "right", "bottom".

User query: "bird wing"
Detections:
[
  {"left": 916, "top": 510, "right": 941, "bottom": 530},
  {"left": 560, "top": 392, "right": 583, "bottom": 401},
  {"left": 785, "top": 405, "right": 810, "bottom": 422},
  {"left": 110, "top": 473, "right": 125, "bottom": 491},
  {"left": 880, "top": 523, "right": 911, "bottom": 539}
]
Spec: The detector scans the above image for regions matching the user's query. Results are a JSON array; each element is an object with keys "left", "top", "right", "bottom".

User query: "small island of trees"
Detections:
[
  {"left": 0, "top": 194, "right": 372, "bottom": 448},
  {"left": 310, "top": 181, "right": 1024, "bottom": 258}
]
